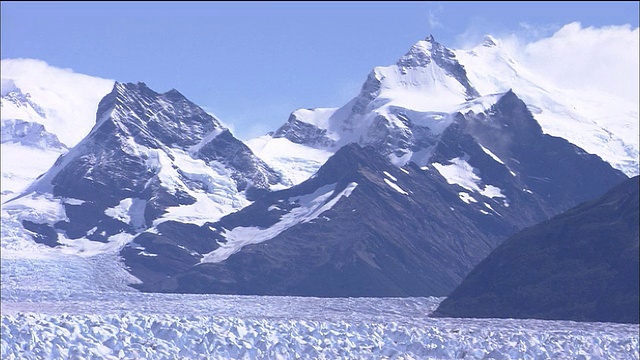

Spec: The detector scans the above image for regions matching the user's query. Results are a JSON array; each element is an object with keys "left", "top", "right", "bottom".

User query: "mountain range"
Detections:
[{"left": 1, "top": 35, "right": 636, "bottom": 309}]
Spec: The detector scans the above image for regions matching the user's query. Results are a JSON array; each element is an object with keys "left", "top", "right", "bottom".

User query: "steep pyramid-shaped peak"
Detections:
[
  {"left": 109, "top": 82, "right": 188, "bottom": 105},
  {"left": 111, "top": 81, "right": 156, "bottom": 99},
  {"left": 95, "top": 81, "right": 221, "bottom": 150},
  {"left": 397, "top": 35, "right": 443, "bottom": 68},
  {"left": 394, "top": 35, "right": 480, "bottom": 99},
  {"left": 163, "top": 88, "right": 188, "bottom": 101},
  {"left": 480, "top": 89, "right": 544, "bottom": 138},
  {"left": 481, "top": 35, "right": 499, "bottom": 47}
]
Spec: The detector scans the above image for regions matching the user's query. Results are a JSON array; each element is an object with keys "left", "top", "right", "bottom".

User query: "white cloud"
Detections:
[
  {"left": 202, "top": 106, "right": 235, "bottom": 134},
  {"left": 517, "top": 22, "right": 560, "bottom": 40},
  {"left": 510, "top": 22, "right": 639, "bottom": 103},
  {"left": 1, "top": 58, "right": 115, "bottom": 146},
  {"left": 427, "top": 4, "right": 444, "bottom": 29},
  {"left": 428, "top": 11, "right": 442, "bottom": 29}
]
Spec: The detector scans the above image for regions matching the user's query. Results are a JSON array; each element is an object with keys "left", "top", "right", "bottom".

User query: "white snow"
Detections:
[
  {"left": 187, "top": 127, "right": 224, "bottom": 154},
  {"left": 290, "top": 107, "right": 338, "bottom": 129},
  {"left": 144, "top": 148, "right": 250, "bottom": 226},
  {"left": 0, "top": 142, "right": 65, "bottom": 204},
  {"left": 1, "top": 59, "right": 115, "bottom": 147},
  {"left": 455, "top": 41, "right": 639, "bottom": 176},
  {"left": 479, "top": 144, "right": 505, "bottom": 164},
  {"left": 455, "top": 93, "right": 504, "bottom": 115},
  {"left": 3, "top": 235, "right": 637, "bottom": 358},
  {"left": 458, "top": 192, "right": 477, "bottom": 204},
  {"left": 1, "top": 59, "right": 112, "bottom": 207},
  {"left": 484, "top": 202, "right": 502, "bottom": 215},
  {"left": 62, "top": 198, "right": 85, "bottom": 206},
  {"left": 383, "top": 178, "right": 408, "bottom": 195},
  {"left": 245, "top": 40, "right": 476, "bottom": 175},
  {"left": 383, "top": 171, "right": 397, "bottom": 182},
  {"left": 432, "top": 157, "right": 507, "bottom": 201},
  {"left": 138, "top": 251, "right": 158, "bottom": 257},
  {"left": 374, "top": 50, "right": 470, "bottom": 113},
  {"left": 2, "top": 193, "right": 68, "bottom": 226},
  {"left": 246, "top": 136, "right": 333, "bottom": 187},
  {"left": 104, "top": 198, "right": 146, "bottom": 230},
  {"left": 57, "top": 232, "right": 136, "bottom": 257},
  {"left": 483, "top": 185, "right": 506, "bottom": 199},
  {"left": 104, "top": 199, "right": 132, "bottom": 224},
  {"left": 202, "top": 182, "right": 358, "bottom": 263},
  {"left": 391, "top": 108, "right": 455, "bottom": 136}
]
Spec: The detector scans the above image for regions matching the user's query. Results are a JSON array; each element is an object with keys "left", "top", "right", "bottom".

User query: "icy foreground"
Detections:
[
  {"left": 2, "top": 300, "right": 639, "bottom": 360},
  {"left": 2, "top": 284, "right": 638, "bottom": 359}
]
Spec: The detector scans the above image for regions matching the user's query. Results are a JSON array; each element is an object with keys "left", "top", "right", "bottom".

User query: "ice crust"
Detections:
[
  {"left": 2, "top": 295, "right": 638, "bottom": 359},
  {"left": 1, "top": 257, "right": 638, "bottom": 360}
]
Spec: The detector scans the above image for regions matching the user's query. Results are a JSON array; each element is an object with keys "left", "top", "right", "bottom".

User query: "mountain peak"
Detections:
[
  {"left": 113, "top": 81, "right": 151, "bottom": 92},
  {"left": 94, "top": 81, "right": 219, "bottom": 151},
  {"left": 394, "top": 35, "right": 480, "bottom": 99},
  {"left": 481, "top": 35, "right": 499, "bottom": 47},
  {"left": 397, "top": 37, "right": 440, "bottom": 68}
]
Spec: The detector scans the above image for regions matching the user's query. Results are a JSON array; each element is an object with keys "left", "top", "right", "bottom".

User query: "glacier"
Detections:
[
  {"left": 2, "top": 284, "right": 638, "bottom": 359},
  {"left": 5, "top": 219, "right": 633, "bottom": 356}
]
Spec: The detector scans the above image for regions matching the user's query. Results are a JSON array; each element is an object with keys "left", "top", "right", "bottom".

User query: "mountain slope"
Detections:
[
  {"left": 433, "top": 175, "right": 639, "bottom": 324},
  {"left": 125, "top": 91, "right": 627, "bottom": 296},
  {"left": 2, "top": 82, "right": 281, "bottom": 256}
]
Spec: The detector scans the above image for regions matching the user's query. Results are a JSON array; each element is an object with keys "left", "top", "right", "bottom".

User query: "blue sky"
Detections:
[{"left": 2, "top": 1, "right": 639, "bottom": 139}]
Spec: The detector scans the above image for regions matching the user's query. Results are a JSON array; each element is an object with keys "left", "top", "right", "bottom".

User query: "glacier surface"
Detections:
[{"left": 1, "top": 257, "right": 639, "bottom": 359}]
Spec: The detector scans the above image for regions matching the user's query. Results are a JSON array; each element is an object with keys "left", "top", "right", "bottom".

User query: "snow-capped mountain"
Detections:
[
  {"left": 455, "top": 35, "right": 639, "bottom": 177},
  {"left": 250, "top": 35, "right": 484, "bottom": 181},
  {"left": 248, "top": 35, "right": 639, "bottom": 183},
  {"left": 2, "top": 82, "right": 281, "bottom": 256},
  {"left": 0, "top": 34, "right": 634, "bottom": 297},
  {"left": 124, "top": 91, "right": 626, "bottom": 296},
  {"left": 1, "top": 60, "right": 114, "bottom": 203}
]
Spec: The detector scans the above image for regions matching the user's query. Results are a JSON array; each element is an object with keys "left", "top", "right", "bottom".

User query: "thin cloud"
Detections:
[
  {"left": 428, "top": 11, "right": 442, "bottom": 29},
  {"left": 517, "top": 22, "right": 561, "bottom": 40},
  {"left": 455, "top": 21, "right": 639, "bottom": 104},
  {"left": 517, "top": 22, "right": 639, "bottom": 103},
  {"left": 202, "top": 106, "right": 235, "bottom": 133},
  {"left": 427, "top": 4, "right": 444, "bottom": 29}
]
